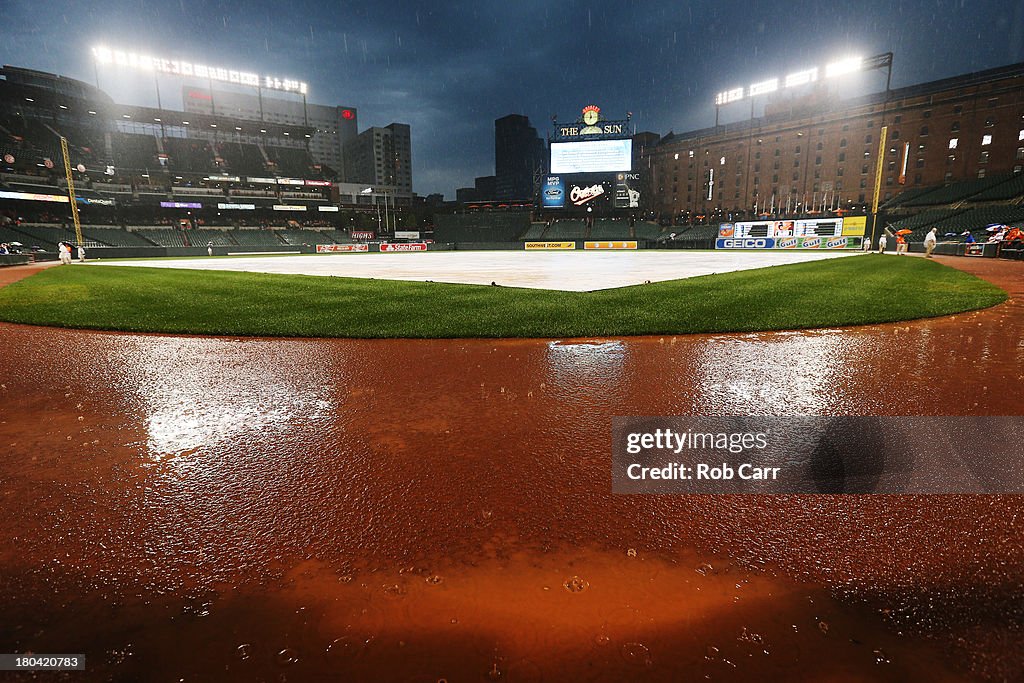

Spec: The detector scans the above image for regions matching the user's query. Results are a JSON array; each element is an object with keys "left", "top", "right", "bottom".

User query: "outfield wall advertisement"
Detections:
[
  {"left": 716, "top": 236, "right": 862, "bottom": 249},
  {"left": 717, "top": 218, "right": 865, "bottom": 249},
  {"left": 525, "top": 241, "right": 576, "bottom": 250},
  {"left": 316, "top": 244, "right": 368, "bottom": 253},
  {"left": 585, "top": 241, "right": 637, "bottom": 250},
  {"left": 380, "top": 243, "right": 428, "bottom": 252}
]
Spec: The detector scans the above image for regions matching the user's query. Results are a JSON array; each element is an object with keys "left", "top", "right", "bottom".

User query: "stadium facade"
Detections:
[
  {"left": 643, "top": 62, "right": 1024, "bottom": 221},
  {"left": 181, "top": 86, "right": 358, "bottom": 180}
]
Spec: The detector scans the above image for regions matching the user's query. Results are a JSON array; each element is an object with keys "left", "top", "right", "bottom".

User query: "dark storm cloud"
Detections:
[{"left": 3, "top": 0, "right": 1023, "bottom": 197}]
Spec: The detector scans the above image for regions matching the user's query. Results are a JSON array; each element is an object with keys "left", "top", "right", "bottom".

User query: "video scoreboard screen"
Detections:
[{"left": 550, "top": 139, "right": 633, "bottom": 174}]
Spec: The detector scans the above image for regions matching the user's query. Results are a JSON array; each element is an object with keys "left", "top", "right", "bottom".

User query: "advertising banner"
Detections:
[
  {"left": 351, "top": 231, "right": 376, "bottom": 240},
  {"left": 379, "top": 242, "right": 427, "bottom": 252},
  {"left": 614, "top": 172, "right": 642, "bottom": 209},
  {"left": 525, "top": 241, "right": 576, "bottom": 250},
  {"left": 716, "top": 237, "right": 777, "bottom": 249},
  {"left": 272, "top": 204, "right": 307, "bottom": 211},
  {"left": 542, "top": 175, "right": 566, "bottom": 209},
  {"left": 160, "top": 201, "right": 202, "bottom": 209},
  {"left": 318, "top": 206, "right": 339, "bottom": 212},
  {"left": 717, "top": 236, "right": 861, "bottom": 249},
  {"left": 585, "top": 241, "right": 637, "bottom": 250},
  {"left": 316, "top": 244, "right": 368, "bottom": 253},
  {"left": 394, "top": 231, "right": 421, "bottom": 239},
  {"left": 842, "top": 216, "right": 868, "bottom": 236}
]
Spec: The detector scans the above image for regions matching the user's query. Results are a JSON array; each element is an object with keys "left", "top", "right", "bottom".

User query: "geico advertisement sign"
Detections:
[
  {"left": 316, "top": 244, "right": 368, "bottom": 253},
  {"left": 379, "top": 243, "right": 428, "bottom": 252},
  {"left": 715, "top": 238, "right": 777, "bottom": 249},
  {"left": 525, "top": 241, "right": 576, "bottom": 250}
]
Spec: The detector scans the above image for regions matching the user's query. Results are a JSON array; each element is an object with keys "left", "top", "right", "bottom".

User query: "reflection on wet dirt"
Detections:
[{"left": 0, "top": 256, "right": 1021, "bottom": 680}]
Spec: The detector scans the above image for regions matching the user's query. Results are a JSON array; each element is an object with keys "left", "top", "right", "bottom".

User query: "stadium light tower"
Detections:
[{"left": 714, "top": 52, "right": 893, "bottom": 126}]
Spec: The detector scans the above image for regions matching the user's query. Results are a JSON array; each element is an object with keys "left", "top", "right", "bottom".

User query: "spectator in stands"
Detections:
[
  {"left": 877, "top": 233, "right": 887, "bottom": 254},
  {"left": 1005, "top": 226, "right": 1023, "bottom": 246},
  {"left": 0, "top": 243, "right": 8, "bottom": 255},
  {"left": 924, "top": 228, "right": 938, "bottom": 258},
  {"left": 964, "top": 232, "right": 976, "bottom": 244}
]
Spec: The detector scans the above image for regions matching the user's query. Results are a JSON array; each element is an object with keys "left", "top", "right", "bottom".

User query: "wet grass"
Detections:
[{"left": 0, "top": 255, "right": 1006, "bottom": 338}]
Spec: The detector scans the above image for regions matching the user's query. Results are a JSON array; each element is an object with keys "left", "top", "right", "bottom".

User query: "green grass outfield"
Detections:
[{"left": 0, "top": 255, "right": 1006, "bottom": 338}]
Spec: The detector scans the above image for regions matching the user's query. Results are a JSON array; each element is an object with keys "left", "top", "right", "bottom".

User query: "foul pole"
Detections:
[
  {"left": 869, "top": 126, "right": 888, "bottom": 247},
  {"left": 60, "top": 136, "right": 84, "bottom": 248}
]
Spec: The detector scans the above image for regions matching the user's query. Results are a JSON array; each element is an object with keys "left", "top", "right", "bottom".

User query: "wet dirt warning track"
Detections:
[{"left": 0, "top": 257, "right": 1022, "bottom": 681}]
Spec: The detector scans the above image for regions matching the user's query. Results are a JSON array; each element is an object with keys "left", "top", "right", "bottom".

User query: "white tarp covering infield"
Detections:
[{"left": 91, "top": 250, "right": 863, "bottom": 292}]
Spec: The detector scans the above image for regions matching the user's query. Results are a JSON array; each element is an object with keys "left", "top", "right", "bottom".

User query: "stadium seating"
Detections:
[
  {"left": 216, "top": 142, "right": 266, "bottom": 176},
  {"left": 134, "top": 228, "right": 189, "bottom": 247},
  {"left": 931, "top": 206, "right": 1024, "bottom": 235},
  {"left": 521, "top": 224, "right": 547, "bottom": 239},
  {"left": 634, "top": 222, "right": 665, "bottom": 240},
  {"left": 230, "top": 229, "right": 284, "bottom": 246},
  {"left": 545, "top": 220, "right": 587, "bottom": 239},
  {"left": 589, "top": 219, "right": 632, "bottom": 240},
  {"left": 265, "top": 146, "right": 317, "bottom": 178},
  {"left": 10, "top": 224, "right": 79, "bottom": 249},
  {"left": 112, "top": 133, "right": 160, "bottom": 170},
  {"left": 82, "top": 227, "right": 159, "bottom": 247},
  {"left": 188, "top": 229, "right": 237, "bottom": 246},
  {"left": 278, "top": 229, "right": 327, "bottom": 245},
  {"left": 163, "top": 137, "right": 216, "bottom": 174},
  {"left": 433, "top": 213, "right": 531, "bottom": 242},
  {"left": 969, "top": 173, "right": 1024, "bottom": 202},
  {"left": 900, "top": 174, "right": 1014, "bottom": 207}
]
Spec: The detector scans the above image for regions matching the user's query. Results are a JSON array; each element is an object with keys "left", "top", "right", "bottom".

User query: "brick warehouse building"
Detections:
[{"left": 644, "top": 62, "right": 1024, "bottom": 221}]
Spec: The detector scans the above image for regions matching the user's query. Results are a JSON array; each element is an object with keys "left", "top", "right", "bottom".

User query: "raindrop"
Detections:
[
  {"left": 873, "top": 649, "right": 891, "bottom": 665},
  {"left": 620, "top": 642, "right": 653, "bottom": 667},
  {"left": 235, "top": 643, "right": 252, "bottom": 660},
  {"left": 696, "top": 563, "right": 713, "bottom": 576},
  {"left": 564, "top": 576, "right": 588, "bottom": 593},
  {"left": 276, "top": 648, "right": 299, "bottom": 666},
  {"left": 817, "top": 620, "right": 830, "bottom": 635}
]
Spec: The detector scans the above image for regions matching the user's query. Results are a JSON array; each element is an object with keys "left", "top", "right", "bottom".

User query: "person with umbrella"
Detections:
[{"left": 895, "top": 229, "right": 912, "bottom": 256}]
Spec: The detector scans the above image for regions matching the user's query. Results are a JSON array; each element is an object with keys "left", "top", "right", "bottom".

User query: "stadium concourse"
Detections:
[{"left": 91, "top": 249, "right": 859, "bottom": 291}]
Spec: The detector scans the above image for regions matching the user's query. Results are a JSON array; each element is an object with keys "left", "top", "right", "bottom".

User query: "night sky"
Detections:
[{"left": 3, "top": 0, "right": 1023, "bottom": 197}]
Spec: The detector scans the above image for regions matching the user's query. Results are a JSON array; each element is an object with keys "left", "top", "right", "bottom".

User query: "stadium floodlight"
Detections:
[
  {"left": 748, "top": 78, "right": 778, "bottom": 97},
  {"left": 91, "top": 45, "right": 308, "bottom": 95},
  {"left": 715, "top": 87, "right": 744, "bottom": 106},
  {"left": 825, "top": 57, "right": 863, "bottom": 78},
  {"left": 785, "top": 68, "right": 818, "bottom": 88}
]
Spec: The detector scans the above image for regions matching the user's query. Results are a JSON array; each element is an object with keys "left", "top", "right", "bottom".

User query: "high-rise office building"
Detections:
[
  {"left": 343, "top": 123, "right": 412, "bottom": 194},
  {"left": 495, "top": 114, "right": 546, "bottom": 201}
]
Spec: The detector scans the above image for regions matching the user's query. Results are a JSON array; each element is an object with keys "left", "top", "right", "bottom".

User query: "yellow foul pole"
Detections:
[
  {"left": 60, "top": 136, "right": 84, "bottom": 248},
  {"left": 869, "top": 125, "right": 888, "bottom": 246}
]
